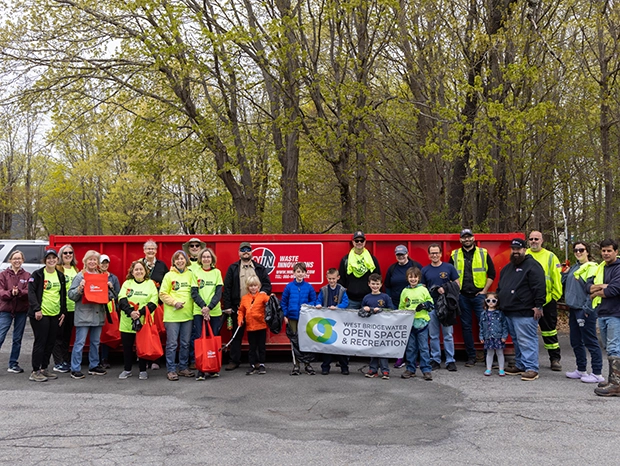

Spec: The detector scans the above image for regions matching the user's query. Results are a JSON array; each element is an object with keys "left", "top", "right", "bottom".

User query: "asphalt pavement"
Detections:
[{"left": 0, "top": 326, "right": 617, "bottom": 465}]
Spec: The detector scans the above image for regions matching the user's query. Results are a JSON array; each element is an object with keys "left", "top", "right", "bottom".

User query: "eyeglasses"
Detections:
[
  {"left": 353, "top": 239, "right": 365, "bottom": 243},
  {"left": 574, "top": 248, "right": 586, "bottom": 253},
  {"left": 63, "top": 251, "right": 74, "bottom": 255},
  {"left": 239, "top": 247, "right": 252, "bottom": 252},
  {"left": 528, "top": 238, "right": 541, "bottom": 241},
  {"left": 485, "top": 298, "right": 498, "bottom": 304},
  {"left": 189, "top": 244, "right": 201, "bottom": 248}
]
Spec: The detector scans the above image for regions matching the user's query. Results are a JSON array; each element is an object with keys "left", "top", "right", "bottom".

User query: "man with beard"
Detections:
[
  {"left": 222, "top": 241, "right": 272, "bottom": 371},
  {"left": 497, "top": 238, "right": 546, "bottom": 381}
]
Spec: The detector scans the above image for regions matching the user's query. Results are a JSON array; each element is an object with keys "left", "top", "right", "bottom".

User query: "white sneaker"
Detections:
[
  {"left": 581, "top": 373, "right": 605, "bottom": 383},
  {"left": 139, "top": 371, "right": 148, "bottom": 380},
  {"left": 118, "top": 371, "right": 133, "bottom": 379},
  {"left": 565, "top": 369, "right": 584, "bottom": 379}
]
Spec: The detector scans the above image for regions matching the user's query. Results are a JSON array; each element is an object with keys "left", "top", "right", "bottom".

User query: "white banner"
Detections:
[{"left": 298, "top": 304, "right": 414, "bottom": 358}]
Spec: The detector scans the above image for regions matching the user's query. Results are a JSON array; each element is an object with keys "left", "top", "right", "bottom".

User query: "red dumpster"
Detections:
[{"left": 49, "top": 233, "right": 518, "bottom": 352}]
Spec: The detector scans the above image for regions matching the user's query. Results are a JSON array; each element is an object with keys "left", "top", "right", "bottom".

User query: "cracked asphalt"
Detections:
[{"left": 0, "top": 329, "right": 616, "bottom": 465}]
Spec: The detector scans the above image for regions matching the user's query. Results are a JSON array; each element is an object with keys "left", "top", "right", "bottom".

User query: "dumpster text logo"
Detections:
[
  {"left": 306, "top": 317, "right": 337, "bottom": 344},
  {"left": 252, "top": 247, "right": 276, "bottom": 274}
]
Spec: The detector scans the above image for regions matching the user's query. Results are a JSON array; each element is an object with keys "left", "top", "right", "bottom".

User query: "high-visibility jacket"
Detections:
[
  {"left": 451, "top": 247, "right": 489, "bottom": 289},
  {"left": 526, "top": 248, "right": 562, "bottom": 304}
]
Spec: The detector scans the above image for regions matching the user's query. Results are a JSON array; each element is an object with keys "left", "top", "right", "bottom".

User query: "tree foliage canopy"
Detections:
[{"left": 1, "top": 0, "right": 619, "bottom": 249}]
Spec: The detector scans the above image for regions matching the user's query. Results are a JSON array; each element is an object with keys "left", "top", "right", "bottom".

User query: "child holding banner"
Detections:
[
  {"left": 315, "top": 268, "right": 350, "bottom": 375},
  {"left": 362, "top": 273, "right": 395, "bottom": 379},
  {"left": 282, "top": 262, "right": 317, "bottom": 375},
  {"left": 399, "top": 267, "right": 434, "bottom": 381}
]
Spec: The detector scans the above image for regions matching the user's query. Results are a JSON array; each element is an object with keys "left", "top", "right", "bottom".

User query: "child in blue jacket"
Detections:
[
  {"left": 281, "top": 262, "right": 317, "bottom": 375},
  {"left": 479, "top": 292, "right": 509, "bottom": 376}
]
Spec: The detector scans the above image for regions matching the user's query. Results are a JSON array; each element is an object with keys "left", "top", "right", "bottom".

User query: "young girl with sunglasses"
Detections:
[{"left": 479, "top": 292, "right": 509, "bottom": 376}]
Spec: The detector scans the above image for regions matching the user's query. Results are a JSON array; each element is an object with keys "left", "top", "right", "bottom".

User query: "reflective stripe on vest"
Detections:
[{"left": 451, "top": 248, "right": 488, "bottom": 289}]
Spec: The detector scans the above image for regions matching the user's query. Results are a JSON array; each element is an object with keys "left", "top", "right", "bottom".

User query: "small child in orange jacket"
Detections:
[{"left": 237, "top": 275, "right": 270, "bottom": 375}]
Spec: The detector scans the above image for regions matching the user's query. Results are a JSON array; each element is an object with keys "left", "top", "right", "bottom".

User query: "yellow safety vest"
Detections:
[
  {"left": 451, "top": 247, "right": 489, "bottom": 289},
  {"left": 526, "top": 248, "right": 563, "bottom": 304}
]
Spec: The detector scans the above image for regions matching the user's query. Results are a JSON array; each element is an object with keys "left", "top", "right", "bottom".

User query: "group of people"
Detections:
[{"left": 0, "top": 231, "right": 618, "bottom": 396}]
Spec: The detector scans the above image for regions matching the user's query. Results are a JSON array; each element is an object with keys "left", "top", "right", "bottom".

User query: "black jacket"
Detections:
[
  {"left": 338, "top": 252, "right": 381, "bottom": 302},
  {"left": 28, "top": 267, "right": 68, "bottom": 318},
  {"left": 497, "top": 256, "right": 546, "bottom": 316},
  {"left": 222, "top": 260, "right": 272, "bottom": 312}
]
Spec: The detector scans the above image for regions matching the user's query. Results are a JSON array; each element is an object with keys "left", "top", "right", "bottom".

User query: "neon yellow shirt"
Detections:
[
  {"left": 41, "top": 269, "right": 62, "bottom": 316},
  {"left": 62, "top": 266, "right": 78, "bottom": 312},
  {"left": 159, "top": 269, "right": 194, "bottom": 322},
  {"left": 118, "top": 279, "right": 159, "bottom": 333},
  {"left": 192, "top": 267, "right": 223, "bottom": 316}
]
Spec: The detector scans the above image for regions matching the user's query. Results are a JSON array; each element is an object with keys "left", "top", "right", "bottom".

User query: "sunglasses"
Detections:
[
  {"left": 63, "top": 251, "right": 74, "bottom": 255},
  {"left": 189, "top": 244, "right": 201, "bottom": 248},
  {"left": 239, "top": 247, "right": 252, "bottom": 252},
  {"left": 485, "top": 298, "right": 498, "bottom": 304},
  {"left": 528, "top": 238, "right": 541, "bottom": 241},
  {"left": 574, "top": 248, "right": 586, "bottom": 253},
  {"left": 354, "top": 239, "right": 365, "bottom": 244}
]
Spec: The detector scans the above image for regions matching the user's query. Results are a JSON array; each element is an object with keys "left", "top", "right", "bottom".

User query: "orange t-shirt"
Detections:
[{"left": 237, "top": 292, "right": 269, "bottom": 331}]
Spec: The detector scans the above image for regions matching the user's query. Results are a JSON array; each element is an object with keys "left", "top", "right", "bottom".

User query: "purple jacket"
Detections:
[{"left": 0, "top": 268, "right": 31, "bottom": 315}]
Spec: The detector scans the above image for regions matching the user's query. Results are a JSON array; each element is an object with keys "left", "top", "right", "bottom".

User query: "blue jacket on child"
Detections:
[
  {"left": 479, "top": 309, "right": 509, "bottom": 342},
  {"left": 281, "top": 280, "right": 317, "bottom": 320}
]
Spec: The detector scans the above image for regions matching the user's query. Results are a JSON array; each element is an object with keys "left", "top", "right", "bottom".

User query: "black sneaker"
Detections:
[
  {"left": 430, "top": 360, "right": 441, "bottom": 371},
  {"left": 446, "top": 362, "right": 457, "bottom": 372},
  {"left": 88, "top": 366, "right": 107, "bottom": 376},
  {"left": 71, "top": 371, "right": 85, "bottom": 379},
  {"left": 7, "top": 365, "right": 24, "bottom": 374},
  {"left": 465, "top": 358, "right": 476, "bottom": 367},
  {"left": 246, "top": 365, "right": 257, "bottom": 375},
  {"left": 304, "top": 364, "right": 316, "bottom": 375},
  {"left": 258, "top": 364, "right": 266, "bottom": 375}
]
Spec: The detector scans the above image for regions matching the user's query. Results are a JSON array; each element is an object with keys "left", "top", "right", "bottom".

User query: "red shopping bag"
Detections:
[
  {"left": 100, "top": 302, "right": 121, "bottom": 348},
  {"left": 82, "top": 273, "right": 110, "bottom": 304},
  {"left": 194, "top": 320, "right": 222, "bottom": 373},
  {"left": 153, "top": 304, "right": 166, "bottom": 336},
  {"left": 136, "top": 308, "right": 164, "bottom": 361}
]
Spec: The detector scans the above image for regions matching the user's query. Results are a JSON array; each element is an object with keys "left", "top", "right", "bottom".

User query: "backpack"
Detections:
[{"left": 264, "top": 294, "right": 284, "bottom": 334}]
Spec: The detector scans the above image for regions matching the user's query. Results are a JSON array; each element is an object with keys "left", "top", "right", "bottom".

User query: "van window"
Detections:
[{"left": 7, "top": 245, "right": 44, "bottom": 264}]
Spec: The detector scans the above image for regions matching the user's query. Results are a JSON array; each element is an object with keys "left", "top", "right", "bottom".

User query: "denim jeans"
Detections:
[
  {"left": 369, "top": 357, "right": 389, "bottom": 374},
  {"left": 0, "top": 312, "right": 27, "bottom": 368},
  {"left": 569, "top": 307, "right": 602, "bottom": 374},
  {"left": 347, "top": 300, "right": 362, "bottom": 310},
  {"left": 428, "top": 310, "right": 455, "bottom": 363},
  {"left": 598, "top": 316, "right": 620, "bottom": 357},
  {"left": 459, "top": 294, "right": 485, "bottom": 360},
  {"left": 71, "top": 325, "right": 103, "bottom": 372},
  {"left": 165, "top": 320, "right": 193, "bottom": 373},
  {"left": 505, "top": 315, "right": 539, "bottom": 372},
  {"left": 405, "top": 325, "right": 431, "bottom": 374}
]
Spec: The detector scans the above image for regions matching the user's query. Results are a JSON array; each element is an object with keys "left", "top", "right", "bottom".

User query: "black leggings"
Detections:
[
  {"left": 30, "top": 315, "right": 59, "bottom": 372},
  {"left": 121, "top": 332, "right": 147, "bottom": 372},
  {"left": 247, "top": 329, "right": 266, "bottom": 367},
  {"left": 52, "top": 311, "right": 74, "bottom": 365}
]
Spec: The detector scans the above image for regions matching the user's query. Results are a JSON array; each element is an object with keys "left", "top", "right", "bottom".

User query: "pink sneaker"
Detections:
[
  {"left": 581, "top": 373, "right": 605, "bottom": 384},
  {"left": 565, "top": 369, "right": 584, "bottom": 379}
]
